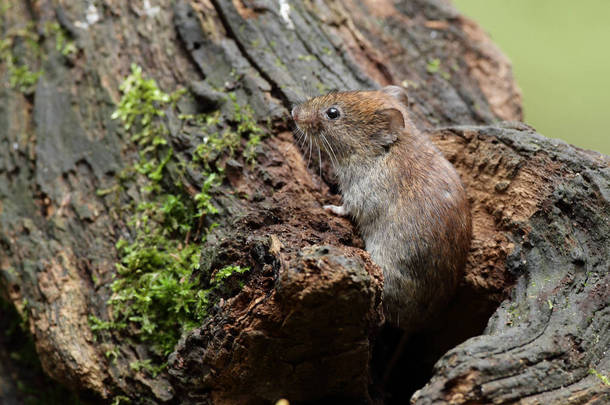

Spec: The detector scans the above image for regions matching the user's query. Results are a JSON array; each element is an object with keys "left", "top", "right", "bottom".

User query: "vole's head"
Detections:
[{"left": 291, "top": 85, "right": 412, "bottom": 164}]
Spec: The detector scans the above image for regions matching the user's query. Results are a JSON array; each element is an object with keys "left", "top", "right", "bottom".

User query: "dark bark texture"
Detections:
[{"left": 0, "top": 0, "right": 608, "bottom": 404}]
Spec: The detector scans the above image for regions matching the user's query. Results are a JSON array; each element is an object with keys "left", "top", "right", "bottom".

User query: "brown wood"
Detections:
[{"left": 0, "top": 0, "right": 607, "bottom": 404}]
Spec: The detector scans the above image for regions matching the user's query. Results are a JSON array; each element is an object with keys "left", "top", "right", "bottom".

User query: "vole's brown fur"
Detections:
[{"left": 292, "top": 86, "right": 472, "bottom": 331}]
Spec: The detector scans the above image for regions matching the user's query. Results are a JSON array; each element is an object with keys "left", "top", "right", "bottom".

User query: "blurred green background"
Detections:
[{"left": 453, "top": 0, "right": 610, "bottom": 154}]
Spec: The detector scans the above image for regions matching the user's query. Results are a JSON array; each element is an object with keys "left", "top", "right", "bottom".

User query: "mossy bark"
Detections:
[{"left": 0, "top": 1, "right": 608, "bottom": 404}]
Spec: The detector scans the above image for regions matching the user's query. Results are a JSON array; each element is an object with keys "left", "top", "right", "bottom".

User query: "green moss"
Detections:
[
  {"left": 274, "top": 57, "right": 286, "bottom": 68},
  {"left": 0, "top": 0, "right": 11, "bottom": 16},
  {"left": 589, "top": 368, "right": 610, "bottom": 386},
  {"left": 95, "top": 222, "right": 251, "bottom": 357},
  {"left": 91, "top": 64, "right": 257, "bottom": 370},
  {"left": 89, "top": 314, "right": 122, "bottom": 333},
  {"left": 105, "top": 346, "right": 120, "bottom": 363},
  {"left": 46, "top": 22, "right": 76, "bottom": 56},
  {"left": 111, "top": 396, "right": 131, "bottom": 405},
  {"left": 8, "top": 64, "right": 41, "bottom": 92},
  {"left": 228, "top": 92, "right": 264, "bottom": 163},
  {"left": 400, "top": 79, "right": 419, "bottom": 89},
  {"left": 0, "top": 32, "right": 41, "bottom": 94},
  {"left": 110, "top": 233, "right": 205, "bottom": 356},
  {"left": 106, "top": 221, "right": 250, "bottom": 357},
  {"left": 214, "top": 265, "right": 250, "bottom": 283},
  {"left": 192, "top": 127, "right": 240, "bottom": 171},
  {"left": 129, "top": 359, "right": 167, "bottom": 377},
  {"left": 0, "top": 21, "right": 75, "bottom": 94},
  {"left": 194, "top": 173, "right": 221, "bottom": 216},
  {"left": 426, "top": 58, "right": 451, "bottom": 80},
  {"left": 426, "top": 58, "right": 441, "bottom": 74},
  {"left": 111, "top": 64, "right": 172, "bottom": 142},
  {"left": 506, "top": 303, "right": 520, "bottom": 326},
  {"left": 297, "top": 54, "right": 315, "bottom": 62},
  {"left": 315, "top": 81, "right": 329, "bottom": 95}
]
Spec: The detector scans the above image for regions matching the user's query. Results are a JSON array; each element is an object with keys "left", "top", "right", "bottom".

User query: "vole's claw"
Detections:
[{"left": 323, "top": 204, "right": 347, "bottom": 216}]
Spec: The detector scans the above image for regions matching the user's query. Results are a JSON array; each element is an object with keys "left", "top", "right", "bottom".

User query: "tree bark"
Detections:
[{"left": 0, "top": 0, "right": 607, "bottom": 404}]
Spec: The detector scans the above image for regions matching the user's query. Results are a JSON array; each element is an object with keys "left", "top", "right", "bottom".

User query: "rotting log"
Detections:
[
  {"left": 412, "top": 124, "right": 610, "bottom": 405},
  {"left": 0, "top": 0, "right": 608, "bottom": 404}
]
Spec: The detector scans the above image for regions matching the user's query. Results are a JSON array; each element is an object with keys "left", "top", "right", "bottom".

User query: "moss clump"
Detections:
[
  {"left": 187, "top": 92, "right": 263, "bottom": 169},
  {"left": 111, "top": 64, "right": 173, "bottom": 144},
  {"left": 0, "top": 27, "right": 41, "bottom": 94},
  {"left": 129, "top": 359, "right": 167, "bottom": 378},
  {"left": 7, "top": 63, "right": 41, "bottom": 92},
  {"left": 213, "top": 264, "right": 250, "bottom": 283},
  {"left": 111, "top": 396, "right": 131, "bottom": 405},
  {"left": 229, "top": 92, "right": 264, "bottom": 163},
  {"left": 47, "top": 22, "right": 76, "bottom": 56},
  {"left": 426, "top": 58, "right": 451, "bottom": 80},
  {"left": 91, "top": 64, "right": 259, "bottom": 368},
  {"left": 426, "top": 58, "right": 441, "bottom": 73},
  {"left": 589, "top": 368, "right": 610, "bottom": 386},
  {"left": 0, "top": 21, "right": 76, "bottom": 94}
]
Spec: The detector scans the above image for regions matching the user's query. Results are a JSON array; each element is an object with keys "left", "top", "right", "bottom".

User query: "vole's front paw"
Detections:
[{"left": 323, "top": 204, "right": 347, "bottom": 216}]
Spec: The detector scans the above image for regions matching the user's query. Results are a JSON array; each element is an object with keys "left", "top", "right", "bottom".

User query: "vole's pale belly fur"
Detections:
[{"left": 336, "top": 141, "right": 468, "bottom": 330}]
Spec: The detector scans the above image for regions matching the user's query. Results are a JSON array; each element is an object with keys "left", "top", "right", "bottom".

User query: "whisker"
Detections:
[
  {"left": 317, "top": 143, "right": 322, "bottom": 178},
  {"left": 300, "top": 132, "right": 308, "bottom": 151},
  {"left": 321, "top": 133, "right": 338, "bottom": 168},
  {"left": 319, "top": 135, "right": 333, "bottom": 166},
  {"left": 294, "top": 128, "right": 305, "bottom": 146},
  {"left": 297, "top": 128, "right": 308, "bottom": 150},
  {"left": 320, "top": 133, "right": 333, "bottom": 162},
  {"left": 307, "top": 135, "right": 313, "bottom": 168}
]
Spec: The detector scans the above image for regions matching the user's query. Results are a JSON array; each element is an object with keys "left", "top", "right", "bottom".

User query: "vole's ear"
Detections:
[
  {"left": 374, "top": 108, "right": 404, "bottom": 145},
  {"left": 381, "top": 85, "right": 409, "bottom": 107},
  {"left": 378, "top": 108, "right": 405, "bottom": 131}
]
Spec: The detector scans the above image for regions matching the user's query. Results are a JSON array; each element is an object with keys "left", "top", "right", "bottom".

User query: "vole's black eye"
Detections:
[{"left": 325, "top": 107, "right": 340, "bottom": 120}]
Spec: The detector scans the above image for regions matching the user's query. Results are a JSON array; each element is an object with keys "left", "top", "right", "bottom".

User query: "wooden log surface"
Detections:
[{"left": 0, "top": 0, "right": 607, "bottom": 404}]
